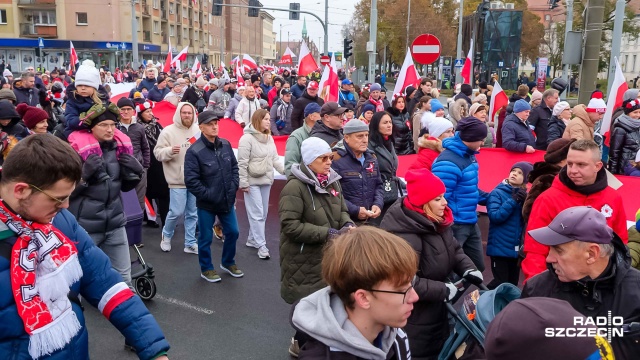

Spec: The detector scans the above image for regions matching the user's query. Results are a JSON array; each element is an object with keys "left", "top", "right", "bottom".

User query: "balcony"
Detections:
[
  {"left": 142, "top": 3, "right": 151, "bottom": 17},
  {"left": 161, "top": 8, "right": 167, "bottom": 20},
  {"left": 20, "top": 23, "right": 57, "bottom": 38},
  {"left": 143, "top": 30, "right": 151, "bottom": 42},
  {"left": 18, "top": 0, "right": 56, "bottom": 8}
]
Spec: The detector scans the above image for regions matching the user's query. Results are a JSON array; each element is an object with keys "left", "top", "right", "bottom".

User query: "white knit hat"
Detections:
[
  {"left": 301, "top": 137, "right": 331, "bottom": 165},
  {"left": 74, "top": 59, "right": 101, "bottom": 90},
  {"left": 586, "top": 98, "right": 607, "bottom": 114},
  {"left": 429, "top": 117, "right": 455, "bottom": 139},
  {"left": 552, "top": 101, "right": 571, "bottom": 117},
  {"left": 2, "top": 69, "right": 12, "bottom": 77}
]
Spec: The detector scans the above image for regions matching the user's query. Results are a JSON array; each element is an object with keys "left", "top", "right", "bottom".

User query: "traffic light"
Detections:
[
  {"left": 212, "top": 0, "right": 223, "bottom": 16},
  {"left": 289, "top": 3, "right": 300, "bottom": 20},
  {"left": 548, "top": 0, "right": 559, "bottom": 9},
  {"left": 35, "top": 48, "right": 41, "bottom": 57},
  {"left": 248, "top": 0, "right": 260, "bottom": 17},
  {"left": 474, "top": 51, "right": 482, "bottom": 64},
  {"left": 343, "top": 38, "right": 353, "bottom": 60},
  {"left": 202, "top": 53, "right": 209, "bottom": 65}
]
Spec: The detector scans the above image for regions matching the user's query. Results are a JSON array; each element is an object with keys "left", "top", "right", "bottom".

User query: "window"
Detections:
[
  {"left": 209, "top": 35, "right": 212, "bottom": 46},
  {"left": 183, "top": 6, "right": 187, "bottom": 18},
  {"left": 153, "top": 0, "right": 159, "bottom": 9},
  {"left": 169, "top": 3, "right": 175, "bottom": 14},
  {"left": 76, "top": 12, "right": 88, "bottom": 25},
  {"left": 136, "top": 17, "right": 141, "bottom": 32},
  {"left": 624, "top": 55, "right": 629, "bottom": 72},
  {"left": 170, "top": 25, "right": 175, "bottom": 36},
  {"left": 0, "top": 10, "right": 7, "bottom": 24},
  {"left": 30, "top": 11, "right": 56, "bottom": 25},
  {"left": 153, "top": 21, "right": 160, "bottom": 33},
  {"left": 183, "top": 28, "right": 187, "bottom": 38}
]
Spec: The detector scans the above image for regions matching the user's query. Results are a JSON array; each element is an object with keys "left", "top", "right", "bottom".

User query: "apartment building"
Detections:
[{"left": 0, "top": 0, "right": 271, "bottom": 72}]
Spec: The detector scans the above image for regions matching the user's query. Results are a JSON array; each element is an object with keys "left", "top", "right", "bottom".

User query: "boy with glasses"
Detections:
[{"left": 291, "top": 226, "right": 416, "bottom": 359}]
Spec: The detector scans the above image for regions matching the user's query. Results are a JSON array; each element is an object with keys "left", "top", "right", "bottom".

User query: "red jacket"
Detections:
[
  {"left": 268, "top": 86, "right": 279, "bottom": 108},
  {"left": 408, "top": 135, "right": 442, "bottom": 172},
  {"left": 522, "top": 175, "right": 628, "bottom": 281}
]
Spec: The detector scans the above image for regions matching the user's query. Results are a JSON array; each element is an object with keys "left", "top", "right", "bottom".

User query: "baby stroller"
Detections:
[
  {"left": 122, "top": 190, "right": 157, "bottom": 301},
  {"left": 438, "top": 282, "right": 521, "bottom": 360}
]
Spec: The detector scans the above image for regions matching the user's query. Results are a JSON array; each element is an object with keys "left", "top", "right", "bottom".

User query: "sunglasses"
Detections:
[
  {"left": 29, "top": 184, "right": 71, "bottom": 206},
  {"left": 318, "top": 154, "right": 334, "bottom": 163}
]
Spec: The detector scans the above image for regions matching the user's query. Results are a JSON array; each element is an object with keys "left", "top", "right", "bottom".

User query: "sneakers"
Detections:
[
  {"left": 220, "top": 264, "right": 244, "bottom": 278},
  {"left": 245, "top": 239, "right": 260, "bottom": 249},
  {"left": 184, "top": 244, "right": 198, "bottom": 254},
  {"left": 213, "top": 224, "right": 224, "bottom": 241},
  {"left": 200, "top": 270, "right": 221, "bottom": 283},
  {"left": 160, "top": 234, "right": 171, "bottom": 252},
  {"left": 288, "top": 337, "right": 300, "bottom": 358},
  {"left": 258, "top": 246, "right": 270, "bottom": 260}
]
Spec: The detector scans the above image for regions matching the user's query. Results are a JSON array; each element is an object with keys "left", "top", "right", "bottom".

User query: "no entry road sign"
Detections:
[
  {"left": 411, "top": 34, "right": 441, "bottom": 65},
  {"left": 320, "top": 55, "right": 330, "bottom": 65}
]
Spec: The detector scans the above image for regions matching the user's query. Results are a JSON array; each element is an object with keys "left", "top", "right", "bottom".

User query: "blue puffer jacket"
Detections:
[
  {"left": 63, "top": 83, "right": 111, "bottom": 136},
  {"left": 331, "top": 140, "right": 384, "bottom": 220},
  {"left": 338, "top": 89, "right": 357, "bottom": 108},
  {"left": 0, "top": 210, "right": 169, "bottom": 359},
  {"left": 431, "top": 133, "right": 488, "bottom": 224},
  {"left": 184, "top": 134, "right": 239, "bottom": 213},
  {"left": 501, "top": 113, "right": 535, "bottom": 153},
  {"left": 486, "top": 181, "right": 525, "bottom": 258}
]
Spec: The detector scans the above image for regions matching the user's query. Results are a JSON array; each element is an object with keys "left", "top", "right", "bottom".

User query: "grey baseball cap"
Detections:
[{"left": 528, "top": 206, "right": 614, "bottom": 246}]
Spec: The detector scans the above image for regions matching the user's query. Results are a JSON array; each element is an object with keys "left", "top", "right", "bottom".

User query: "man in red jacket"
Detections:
[{"left": 522, "top": 139, "right": 628, "bottom": 281}]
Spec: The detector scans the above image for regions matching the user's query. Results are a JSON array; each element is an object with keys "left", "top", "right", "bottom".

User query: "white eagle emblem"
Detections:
[{"left": 601, "top": 204, "right": 613, "bottom": 218}]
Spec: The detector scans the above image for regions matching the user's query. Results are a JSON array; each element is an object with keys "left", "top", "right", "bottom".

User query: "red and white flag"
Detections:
[
  {"left": 144, "top": 197, "right": 157, "bottom": 222},
  {"left": 297, "top": 41, "right": 319, "bottom": 77},
  {"left": 601, "top": 57, "right": 628, "bottom": 146},
  {"left": 235, "top": 60, "right": 245, "bottom": 86},
  {"left": 242, "top": 54, "right": 258, "bottom": 72},
  {"left": 318, "top": 53, "right": 339, "bottom": 102},
  {"left": 221, "top": 61, "right": 231, "bottom": 82},
  {"left": 69, "top": 41, "right": 78, "bottom": 74},
  {"left": 191, "top": 57, "right": 201, "bottom": 74},
  {"left": 279, "top": 46, "right": 296, "bottom": 65},
  {"left": 172, "top": 46, "right": 189, "bottom": 67},
  {"left": 188, "top": 131, "right": 201, "bottom": 144},
  {"left": 460, "top": 39, "right": 474, "bottom": 85},
  {"left": 231, "top": 56, "right": 240, "bottom": 67},
  {"left": 489, "top": 81, "right": 509, "bottom": 129},
  {"left": 393, "top": 48, "right": 420, "bottom": 96}
]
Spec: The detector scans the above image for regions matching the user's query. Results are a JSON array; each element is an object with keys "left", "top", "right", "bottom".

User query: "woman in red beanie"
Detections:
[
  {"left": 380, "top": 168, "right": 480, "bottom": 360},
  {"left": 16, "top": 103, "right": 49, "bottom": 135}
]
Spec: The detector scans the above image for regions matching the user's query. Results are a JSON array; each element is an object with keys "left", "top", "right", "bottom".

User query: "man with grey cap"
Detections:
[
  {"left": 207, "top": 78, "right": 231, "bottom": 119},
  {"left": 184, "top": 110, "right": 242, "bottom": 282},
  {"left": 522, "top": 206, "right": 640, "bottom": 359},
  {"left": 331, "top": 119, "right": 384, "bottom": 224},
  {"left": 309, "top": 102, "right": 346, "bottom": 147}
]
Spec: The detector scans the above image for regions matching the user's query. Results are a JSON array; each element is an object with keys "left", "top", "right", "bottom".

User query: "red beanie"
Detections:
[
  {"left": 16, "top": 103, "right": 49, "bottom": 130},
  {"left": 405, "top": 168, "right": 446, "bottom": 207}
]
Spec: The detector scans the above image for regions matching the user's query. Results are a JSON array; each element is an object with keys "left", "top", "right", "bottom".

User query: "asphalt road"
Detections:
[{"left": 85, "top": 180, "right": 498, "bottom": 360}]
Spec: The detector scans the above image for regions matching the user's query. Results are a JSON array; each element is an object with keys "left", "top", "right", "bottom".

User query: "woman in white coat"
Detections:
[{"left": 237, "top": 109, "right": 285, "bottom": 259}]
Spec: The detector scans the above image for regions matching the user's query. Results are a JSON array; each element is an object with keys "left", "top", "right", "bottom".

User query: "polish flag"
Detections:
[
  {"left": 318, "top": 53, "right": 339, "bottom": 102},
  {"left": 242, "top": 54, "right": 258, "bottom": 72},
  {"left": 188, "top": 131, "right": 201, "bottom": 144},
  {"left": 235, "top": 61, "right": 245, "bottom": 86},
  {"left": 460, "top": 39, "right": 474, "bottom": 85},
  {"left": 191, "top": 57, "right": 201, "bottom": 74},
  {"left": 144, "top": 197, "right": 157, "bottom": 222},
  {"left": 163, "top": 39, "right": 173, "bottom": 73},
  {"left": 279, "top": 46, "right": 296, "bottom": 65},
  {"left": 69, "top": 41, "right": 78, "bottom": 74},
  {"left": 297, "top": 41, "right": 319, "bottom": 77},
  {"left": 171, "top": 46, "right": 189, "bottom": 65},
  {"left": 393, "top": 48, "right": 420, "bottom": 96},
  {"left": 601, "top": 57, "right": 628, "bottom": 146},
  {"left": 489, "top": 81, "right": 509, "bottom": 129},
  {"left": 221, "top": 62, "right": 231, "bottom": 82}
]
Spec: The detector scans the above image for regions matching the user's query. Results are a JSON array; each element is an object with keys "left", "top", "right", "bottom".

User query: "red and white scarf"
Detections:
[
  {"left": 368, "top": 96, "right": 385, "bottom": 112},
  {"left": 0, "top": 202, "right": 83, "bottom": 359}
]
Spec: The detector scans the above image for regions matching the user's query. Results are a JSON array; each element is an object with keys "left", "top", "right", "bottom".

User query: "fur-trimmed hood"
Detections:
[{"left": 417, "top": 135, "right": 443, "bottom": 152}]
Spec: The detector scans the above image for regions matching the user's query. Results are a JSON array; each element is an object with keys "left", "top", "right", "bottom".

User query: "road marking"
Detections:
[
  {"left": 155, "top": 294, "right": 215, "bottom": 315},
  {"left": 412, "top": 45, "right": 440, "bottom": 54}
]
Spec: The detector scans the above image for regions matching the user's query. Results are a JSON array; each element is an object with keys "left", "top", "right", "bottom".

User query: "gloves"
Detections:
[
  {"left": 511, "top": 188, "right": 527, "bottom": 203},
  {"left": 118, "top": 153, "right": 144, "bottom": 174},
  {"left": 0, "top": 132, "right": 8, "bottom": 153},
  {"left": 80, "top": 103, "right": 106, "bottom": 127},
  {"left": 82, "top": 154, "right": 107, "bottom": 183},
  {"left": 463, "top": 269, "right": 484, "bottom": 286},
  {"left": 275, "top": 119, "right": 286, "bottom": 130},
  {"left": 328, "top": 228, "right": 340, "bottom": 240},
  {"left": 106, "top": 102, "right": 122, "bottom": 122},
  {"left": 445, "top": 282, "right": 460, "bottom": 302}
]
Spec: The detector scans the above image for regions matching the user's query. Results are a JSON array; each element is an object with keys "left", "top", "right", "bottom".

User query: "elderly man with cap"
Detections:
[
  {"left": 310, "top": 102, "right": 346, "bottom": 147},
  {"left": 357, "top": 83, "right": 390, "bottom": 117},
  {"left": 563, "top": 98, "right": 606, "bottom": 141},
  {"left": 431, "top": 117, "right": 490, "bottom": 271},
  {"left": 207, "top": 78, "right": 231, "bottom": 119},
  {"left": 331, "top": 119, "right": 384, "bottom": 224},
  {"left": 502, "top": 99, "right": 536, "bottom": 153},
  {"left": 284, "top": 102, "right": 322, "bottom": 176},
  {"left": 522, "top": 206, "right": 640, "bottom": 359},
  {"left": 522, "top": 139, "right": 628, "bottom": 281},
  {"left": 117, "top": 97, "right": 151, "bottom": 214},
  {"left": 291, "top": 80, "right": 324, "bottom": 130},
  {"left": 338, "top": 79, "right": 357, "bottom": 108},
  {"left": 185, "top": 111, "right": 242, "bottom": 282},
  {"left": 146, "top": 75, "right": 170, "bottom": 102},
  {"left": 164, "top": 78, "right": 187, "bottom": 106}
]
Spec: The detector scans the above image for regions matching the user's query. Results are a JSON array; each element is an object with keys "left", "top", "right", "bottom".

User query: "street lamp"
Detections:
[{"left": 279, "top": 23, "right": 293, "bottom": 61}]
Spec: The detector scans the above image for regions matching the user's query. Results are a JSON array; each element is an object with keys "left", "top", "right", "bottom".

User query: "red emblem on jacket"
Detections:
[
  {"left": 330, "top": 188, "right": 340, "bottom": 197},
  {"left": 366, "top": 162, "right": 375, "bottom": 173}
]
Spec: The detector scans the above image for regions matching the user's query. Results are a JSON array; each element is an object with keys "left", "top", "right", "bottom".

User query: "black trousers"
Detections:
[{"left": 487, "top": 256, "right": 520, "bottom": 289}]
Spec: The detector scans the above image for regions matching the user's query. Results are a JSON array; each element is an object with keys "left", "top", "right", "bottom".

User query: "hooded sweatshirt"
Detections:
[
  {"left": 152, "top": 102, "right": 199, "bottom": 188},
  {"left": 292, "top": 287, "right": 410, "bottom": 360},
  {"left": 237, "top": 124, "right": 284, "bottom": 188}
]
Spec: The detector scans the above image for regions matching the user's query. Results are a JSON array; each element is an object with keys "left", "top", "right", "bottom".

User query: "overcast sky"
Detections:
[{"left": 259, "top": 0, "right": 360, "bottom": 54}]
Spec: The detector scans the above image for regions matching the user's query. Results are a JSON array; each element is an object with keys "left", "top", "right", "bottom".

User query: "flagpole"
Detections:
[
  {"left": 607, "top": 0, "right": 625, "bottom": 95},
  {"left": 131, "top": 0, "right": 139, "bottom": 69}
]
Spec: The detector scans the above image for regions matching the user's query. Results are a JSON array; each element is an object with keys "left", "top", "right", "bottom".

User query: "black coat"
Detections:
[
  {"left": 180, "top": 86, "right": 206, "bottom": 110},
  {"left": 546, "top": 115, "right": 566, "bottom": 146},
  {"left": 522, "top": 236, "right": 640, "bottom": 360},
  {"left": 146, "top": 86, "right": 170, "bottom": 102},
  {"left": 387, "top": 107, "right": 414, "bottom": 155},
  {"left": 527, "top": 99, "right": 553, "bottom": 150},
  {"left": 142, "top": 121, "right": 168, "bottom": 199},
  {"left": 407, "top": 88, "right": 426, "bottom": 116},
  {"left": 501, "top": 113, "right": 535, "bottom": 153},
  {"left": 184, "top": 135, "right": 239, "bottom": 213},
  {"left": 309, "top": 121, "right": 342, "bottom": 147},
  {"left": 608, "top": 114, "right": 640, "bottom": 175},
  {"left": 368, "top": 137, "right": 399, "bottom": 183},
  {"left": 381, "top": 199, "right": 476, "bottom": 359},
  {"left": 291, "top": 90, "right": 324, "bottom": 130}
]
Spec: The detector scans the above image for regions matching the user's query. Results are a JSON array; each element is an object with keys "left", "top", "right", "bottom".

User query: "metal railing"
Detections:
[
  {"left": 19, "top": 23, "right": 57, "bottom": 37},
  {"left": 143, "top": 30, "right": 151, "bottom": 42}
]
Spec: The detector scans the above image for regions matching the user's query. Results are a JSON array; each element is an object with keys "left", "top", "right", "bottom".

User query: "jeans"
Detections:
[
  {"left": 197, "top": 206, "right": 239, "bottom": 273},
  {"left": 244, "top": 184, "right": 271, "bottom": 249},
  {"left": 89, "top": 227, "right": 132, "bottom": 287},
  {"left": 162, "top": 188, "right": 197, "bottom": 247},
  {"left": 451, "top": 223, "right": 485, "bottom": 272}
]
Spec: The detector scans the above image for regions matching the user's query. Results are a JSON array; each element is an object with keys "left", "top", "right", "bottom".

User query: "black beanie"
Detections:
[
  {"left": 456, "top": 117, "right": 488, "bottom": 142},
  {"left": 89, "top": 109, "right": 119, "bottom": 129},
  {"left": 117, "top": 97, "right": 135, "bottom": 109},
  {"left": 461, "top": 84, "right": 473, "bottom": 96},
  {"left": 251, "top": 74, "right": 261, "bottom": 83}
]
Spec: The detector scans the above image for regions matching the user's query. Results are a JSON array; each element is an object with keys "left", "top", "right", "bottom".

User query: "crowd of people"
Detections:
[{"left": 0, "top": 57, "right": 639, "bottom": 360}]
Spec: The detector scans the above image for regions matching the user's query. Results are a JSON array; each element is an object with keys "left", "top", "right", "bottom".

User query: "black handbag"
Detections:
[
  {"left": 382, "top": 177, "right": 401, "bottom": 206},
  {"left": 195, "top": 97, "right": 206, "bottom": 113}
]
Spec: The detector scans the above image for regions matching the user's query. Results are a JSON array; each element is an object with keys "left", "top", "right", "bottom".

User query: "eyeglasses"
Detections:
[
  {"left": 29, "top": 184, "right": 71, "bottom": 206},
  {"left": 318, "top": 154, "right": 334, "bottom": 163},
  {"left": 366, "top": 276, "right": 417, "bottom": 304},
  {"left": 120, "top": 108, "right": 135, "bottom": 112},
  {"left": 95, "top": 122, "right": 117, "bottom": 129}
]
